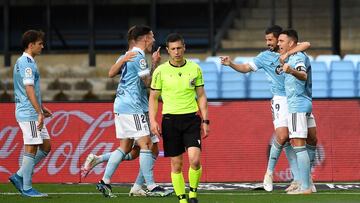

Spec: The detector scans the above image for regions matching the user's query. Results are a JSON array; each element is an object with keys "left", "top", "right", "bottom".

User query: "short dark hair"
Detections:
[
  {"left": 129, "top": 25, "right": 152, "bottom": 41},
  {"left": 166, "top": 33, "right": 184, "bottom": 47},
  {"left": 265, "top": 25, "right": 283, "bottom": 38},
  {"left": 127, "top": 25, "right": 136, "bottom": 42},
  {"left": 22, "top": 30, "right": 45, "bottom": 50},
  {"left": 280, "top": 29, "right": 299, "bottom": 43}
]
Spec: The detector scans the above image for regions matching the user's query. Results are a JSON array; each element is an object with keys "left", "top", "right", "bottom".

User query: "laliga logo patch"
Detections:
[
  {"left": 275, "top": 65, "right": 283, "bottom": 75},
  {"left": 139, "top": 59, "right": 147, "bottom": 70},
  {"left": 25, "top": 67, "right": 33, "bottom": 77}
]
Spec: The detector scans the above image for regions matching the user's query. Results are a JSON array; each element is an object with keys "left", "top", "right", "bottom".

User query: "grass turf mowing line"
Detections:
[{"left": 1, "top": 184, "right": 360, "bottom": 203}]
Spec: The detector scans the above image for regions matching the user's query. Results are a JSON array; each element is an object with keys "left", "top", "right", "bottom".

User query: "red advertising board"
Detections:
[{"left": 0, "top": 100, "right": 359, "bottom": 183}]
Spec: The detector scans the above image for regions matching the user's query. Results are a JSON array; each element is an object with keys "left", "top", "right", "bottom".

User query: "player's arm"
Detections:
[
  {"left": 149, "top": 89, "right": 161, "bottom": 136},
  {"left": 280, "top": 42, "right": 311, "bottom": 64},
  {"left": 108, "top": 51, "right": 137, "bottom": 78},
  {"left": 283, "top": 63, "right": 307, "bottom": 81},
  {"left": 42, "top": 105, "right": 52, "bottom": 118},
  {"left": 220, "top": 56, "right": 252, "bottom": 73},
  {"left": 151, "top": 47, "right": 161, "bottom": 75},
  {"left": 196, "top": 86, "right": 209, "bottom": 138},
  {"left": 25, "top": 85, "right": 44, "bottom": 130}
]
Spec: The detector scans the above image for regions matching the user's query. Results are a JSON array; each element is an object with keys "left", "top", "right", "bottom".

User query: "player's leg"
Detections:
[
  {"left": 137, "top": 135, "right": 158, "bottom": 191},
  {"left": 10, "top": 121, "right": 47, "bottom": 197},
  {"left": 306, "top": 113, "right": 317, "bottom": 192},
  {"left": 162, "top": 114, "right": 187, "bottom": 203},
  {"left": 183, "top": 114, "right": 202, "bottom": 203},
  {"left": 287, "top": 113, "right": 311, "bottom": 195}
]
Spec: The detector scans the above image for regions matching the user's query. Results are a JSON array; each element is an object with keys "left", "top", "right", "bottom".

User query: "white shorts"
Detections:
[
  {"left": 271, "top": 96, "right": 288, "bottom": 129},
  {"left": 18, "top": 121, "right": 50, "bottom": 145},
  {"left": 114, "top": 113, "right": 150, "bottom": 139},
  {"left": 288, "top": 112, "right": 317, "bottom": 139}
]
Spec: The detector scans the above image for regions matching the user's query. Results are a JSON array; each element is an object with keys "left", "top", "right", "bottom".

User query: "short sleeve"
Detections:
[
  {"left": 20, "top": 63, "right": 35, "bottom": 86},
  {"left": 137, "top": 57, "right": 150, "bottom": 77},
  {"left": 248, "top": 52, "right": 264, "bottom": 72},
  {"left": 151, "top": 68, "right": 162, "bottom": 90},
  {"left": 195, "top": 65, "right": 204, "bottom": 86},
  {"left": 291, "top": 55, "right": 307, "bottom": 72}
]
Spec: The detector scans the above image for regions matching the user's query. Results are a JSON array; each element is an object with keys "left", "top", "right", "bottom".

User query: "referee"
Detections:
[{"left": 149, "top": 33, "right": 209, "bottom": 203}]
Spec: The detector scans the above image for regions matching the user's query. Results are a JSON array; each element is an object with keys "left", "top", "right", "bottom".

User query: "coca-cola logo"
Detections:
[{"left": 0, "top": 110, "right": 116, "bottom": 176}]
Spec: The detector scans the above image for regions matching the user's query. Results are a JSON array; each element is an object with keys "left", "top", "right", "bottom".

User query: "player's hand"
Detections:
[
  {"left": 37, "top": 113, "right": 44, "bottom": 131},
  {"left": 280, "top": 52, "right": 289, "bottom": 64},
  {"left": 42, "top": 106, "right": 53, "bottom": 118},
  {"left": 202, "top": 123, "right": 209, "bottom": 139},
  {"left": 150, "top": 120, "right": 162, "bottom": 137},
  {"left": 152, "top": 46, "right": 161, "bottom": 68},
  {"left": 123, "top": 51, "right": 137, "bottom": 62},
  {"left": 283, "top": 63, "right": 292, "bottom": 74},
  {"left": 220, "top": 56, "right": 231, "bottom": 66}
]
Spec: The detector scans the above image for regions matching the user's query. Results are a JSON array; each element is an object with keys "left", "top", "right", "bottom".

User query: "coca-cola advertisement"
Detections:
[{"left": 0, "top": 100, "right": 359, "bottom": 183}]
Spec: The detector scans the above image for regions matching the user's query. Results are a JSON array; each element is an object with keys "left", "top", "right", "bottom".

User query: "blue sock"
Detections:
[
  {"left": 102, "top": 149, "right": 125, "bottom": 184},
  {"left": 17, "top": 149, "right": 48, "bottom": 177},
  {"left": 306, "top": 144, "right": 316, "bottom": 169},
  {"left": 99, "top": 152, "right": 112, "bottom": 162},
  {"left": 123, "top": 153, "right": 133, "bottom": 161},
  {"left": 139, "top": 149, "right": 156, "bottom": 190},
  {"left": 294, "top": 146, "right": 310, "bottom": 190},
  {"left": 21, "top": 153, "right": 36, "bottom": 191},
  {"left": 134, "top": 170, "right": 145, "bottom": 186},
  {"left": 284, "top": 142, "right": 300, "bottom": 182},
  {"left": 266, "top": 139, "right": 283, "bottom": 174}
]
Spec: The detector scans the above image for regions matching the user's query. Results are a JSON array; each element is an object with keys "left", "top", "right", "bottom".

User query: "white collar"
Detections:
[
  {"left": 131, "top": 47, "right": 145, "bottom": 57},
  {"left": 22, "top": 52, "right": 35, "bottom": 62}
]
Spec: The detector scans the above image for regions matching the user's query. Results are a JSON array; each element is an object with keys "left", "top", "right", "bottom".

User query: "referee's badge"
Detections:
[
  {"left": 139, "top": 59, "right": 147, "bottom": 70},
  {"left": 189, "top": 78, "right": 196, "bottom": 87}
]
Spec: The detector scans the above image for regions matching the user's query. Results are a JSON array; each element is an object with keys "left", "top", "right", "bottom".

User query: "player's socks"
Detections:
[
  {"left": 123, "top": 153, "right": 133, "bottom": 161},
  {"left": 171, "top": 172, "right": 186, "bottom": 203},
  {"left": 294, "top": 146, "right": 310, "bottom": 190},
  {"left": 284, "top": 142, "right": 300, "bottom": 182},
  {"left": 17, "top": 149, "right": 48, "bottom": 177},
  {"left": 99, "top": 152, "right": 111, "bottom": 163},
  {"left": 102, "top": 149, "right": 125, "bottom": 184},
  {"left": 266, "top": 139, "right": 283, "bottom": 174},
  {"left": 306, "top": 144, "right": 316, "bottom": 168},
  {"left": 134, "top": 171, "right": 145, "bottom": 186},
  {"left": 139, "top": 149, "right": 157, "bottom": 190},
  {"left": 188, "top": 166, "right": 202, "bottom": 198},
  {"left": 21, "top": 153, "right": 36, "bottom": 191}
]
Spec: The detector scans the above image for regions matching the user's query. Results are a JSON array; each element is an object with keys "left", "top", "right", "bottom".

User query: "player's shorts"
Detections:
[
  {"left": 18, "top": 121, "right": 50, "bottom": 145},
  {"left": 288, "top": 112, "right": 316, "bottom": 139},
  {"left": 114, "top": 113, "right": 150, "bottom": 139},
  {"left": 271, "top": 96, "right": 289, "bottom": 129},
  {"left": 161, "top": 112, "right": 201, "bottom": 157}
]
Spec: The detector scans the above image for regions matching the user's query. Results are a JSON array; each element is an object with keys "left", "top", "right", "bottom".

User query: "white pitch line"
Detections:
[{"left": 1, "top": 192, "right": 360, "bottom": 196}]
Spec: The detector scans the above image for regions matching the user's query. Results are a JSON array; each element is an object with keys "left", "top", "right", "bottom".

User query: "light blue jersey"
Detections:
[
  {"left": 249, "top": 50, "right": 286, "bottom": 96},
  {"left": 285, "top": 52, "right": 312, "bottom": 113},
  {"left": 13, "top": 53, "right": 42, "bottom": 122},
  {"left": 113, "top": 47, "right": 150, "bottom": 114}
]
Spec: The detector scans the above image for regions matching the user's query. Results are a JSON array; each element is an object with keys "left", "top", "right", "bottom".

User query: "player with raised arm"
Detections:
[{"left": 221, "top": 25, "right": 317, "bottom": 192}]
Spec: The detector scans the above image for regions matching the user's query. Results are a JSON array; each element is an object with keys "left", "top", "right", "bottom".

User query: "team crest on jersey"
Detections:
[
  {"left": 139, "top": 59, "right": 147, "bottom": 70},
  {"left": 25, "top": 67, "right": 33, "bottom": 77},
  {"left": 275, "top": 65, "right": 283, "bottom": 75}
]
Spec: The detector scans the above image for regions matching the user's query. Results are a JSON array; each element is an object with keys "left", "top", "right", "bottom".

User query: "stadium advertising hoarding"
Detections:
[{"left": 0, "top": 101, "right": 359, "bottom": 183}]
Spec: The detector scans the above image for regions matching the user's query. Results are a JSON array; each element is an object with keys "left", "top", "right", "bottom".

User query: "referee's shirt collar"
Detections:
[
  {"left": 169, "top": 59, "right": 187, "bottom": 67},
  {"left": 131, "top": 47, "right": 145, "bottom": 57}
]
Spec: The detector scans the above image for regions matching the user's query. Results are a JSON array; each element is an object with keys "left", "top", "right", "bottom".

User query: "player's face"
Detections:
[
  {"left": 277, "top": 34, "right": 290, "bottom": 55},
  {"left": 30, "top": 40, "right": 44, "bottom": 55},
  {"left": 144, "top": 31, "right": 155, "bottom": 53},
  {"left": 166, "top": 40, "right": 185, "bottom": 63},
  {"left": 265, "top": 33, "right": 278, "bottom": 51}
]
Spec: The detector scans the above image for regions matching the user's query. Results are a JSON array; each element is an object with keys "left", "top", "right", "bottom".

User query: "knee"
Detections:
[
  {"left": 171, "top": 160, "right": 183, "bottom": 173},
  {"left": 189, "top": 157, "right": 201, "bottom": 170}
]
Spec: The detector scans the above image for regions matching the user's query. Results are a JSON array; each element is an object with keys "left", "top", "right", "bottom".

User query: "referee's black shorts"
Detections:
[{"left": 161, "top": 112, "right": 201, "bottom": 157}]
